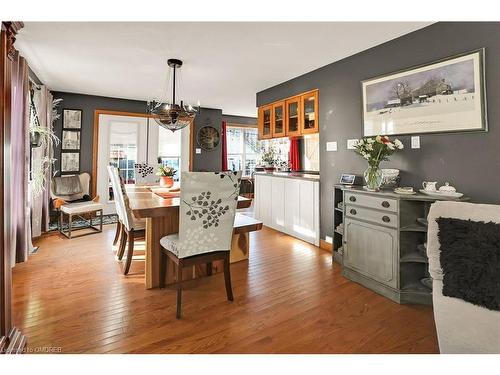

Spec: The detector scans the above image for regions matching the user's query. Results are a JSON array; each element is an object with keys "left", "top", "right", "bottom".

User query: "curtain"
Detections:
[
  {"left": 221, "top": 121, "right": 228, "bottom": 171},
  {"left": 31, "top": 86, "right": 52, "bottom": 237},
  {"left": 289, "top": 138, "right": 300, "bottom": 171},
  {"left": 10, "top": 51, "right": 29, "bottom": 266}
]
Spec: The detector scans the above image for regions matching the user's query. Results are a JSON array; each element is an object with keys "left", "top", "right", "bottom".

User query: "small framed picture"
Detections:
[
  {"left": 61, "top": 152, "right": 80, "bottom": 173},
  {"left": 63, "top": 109, "right": 82, "bottom": 129},
  {"left": 61, "top": 130, "right": 81, "bottom": 150},
  {"left": 340, "top": 173, "right": 356, "bottom": 185}
]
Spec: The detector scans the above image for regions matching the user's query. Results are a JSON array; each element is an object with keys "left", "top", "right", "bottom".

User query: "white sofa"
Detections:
[{"left": 427, "top": 201, "right": 500, "bottom": 353}]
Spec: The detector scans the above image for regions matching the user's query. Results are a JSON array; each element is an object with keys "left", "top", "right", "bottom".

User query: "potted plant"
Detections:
[
  {"left": 156, "top": 165, "right": 177, "bottom": 188},
  {"left": 260, "top": 147, "right": 278, "bottom": 172},
  {"left": 30, "top": 98, "right": 62, "bottom": 197},
  {"left": 354, "top": 135, "right": 404, "bottom": 191}
]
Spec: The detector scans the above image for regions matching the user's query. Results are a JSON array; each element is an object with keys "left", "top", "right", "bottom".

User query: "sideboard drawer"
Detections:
[
  {"left": 345, "top": 204, "right": 398, "bottom": 228},
  {"left": 344, "top": 192, "right": 397, "bottom": 212}
]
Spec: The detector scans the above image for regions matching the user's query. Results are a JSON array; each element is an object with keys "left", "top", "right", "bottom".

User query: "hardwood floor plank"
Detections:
[{"left": 12, "top": 225, "right": 438, "bottom": 353}]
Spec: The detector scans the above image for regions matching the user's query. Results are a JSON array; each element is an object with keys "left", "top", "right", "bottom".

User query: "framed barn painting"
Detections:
[{"left": 362, "top": 49, "right": 487, "bottom": 136}]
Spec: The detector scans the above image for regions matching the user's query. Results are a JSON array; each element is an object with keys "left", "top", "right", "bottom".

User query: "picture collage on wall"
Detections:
[{"left": 61, "top": 109, "right": 82, "bottom": 173}]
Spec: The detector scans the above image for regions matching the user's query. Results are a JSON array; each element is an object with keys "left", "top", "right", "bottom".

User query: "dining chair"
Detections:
[
  {"left": 108, "top": 166, "right": 146, "bottom": 275},
  {"left": 134, "top": 163, "right": 160, "bottom": 186},
  {"left": 159, "top": 171, "right": 242, "bottom": 318},
  {"left": 107, "top": 166, "right": 125, "bottom": 250}
]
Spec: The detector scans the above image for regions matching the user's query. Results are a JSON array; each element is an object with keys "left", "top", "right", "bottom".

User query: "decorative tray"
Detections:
[{"left": 418, "top": 189, "right": 463, "bottom": 199}]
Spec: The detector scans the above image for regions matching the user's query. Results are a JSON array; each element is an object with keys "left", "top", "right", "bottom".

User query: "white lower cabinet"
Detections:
[{"left": 255, "top": 174, "right": 319, "bottom": 246}]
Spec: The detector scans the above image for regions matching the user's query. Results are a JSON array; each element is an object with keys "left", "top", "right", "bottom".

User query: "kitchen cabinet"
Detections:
[
  {"left": 272, "top": 101, "right": 286, "bottom": 138},
  {"left": 301, "top": 90, "right": 319, "bottom": 134},
  {"left": 257, "top": 89, "right": 319, "bottom": 140},
  {"left": 258, "top": 105, "right": 272, "bottom": 140},
  {"left": 285, "top": 96, "right": 302, "bottom": 137},
  {"left": 255, "top": 173, "right": 319, "bottom": 246}
]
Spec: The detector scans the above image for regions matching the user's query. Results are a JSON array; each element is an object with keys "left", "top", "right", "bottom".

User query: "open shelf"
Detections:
[
  {"left": 334, "top": 229, "right": 344, "bottom": 236},
  {"left": 401, "top": 281, "right": 431, "bottom": 293},
  {"left": 334, "top": 207, "right": 343, "bottom": 213},
  {"left": 401, "top": 252, "right": 428, "bottom": 263},
  {"left": 401, "top": 223, "right": 427, "bottom": 232}
]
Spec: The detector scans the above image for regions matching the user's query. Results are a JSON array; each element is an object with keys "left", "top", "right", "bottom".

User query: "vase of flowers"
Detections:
[
  {"left": 354, "top": 135, "right": 404, "bottom": 191},
  {"left": 260, "top": 147, "right": 278, "bottom": 172},
  {"left": 156, "top": 166, "right": 176, "bottom": 188}
]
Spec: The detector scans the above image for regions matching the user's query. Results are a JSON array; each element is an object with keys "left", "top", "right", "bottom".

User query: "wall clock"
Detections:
[{"left": 197, "top": 125, "right": 220, "bottom": 151}]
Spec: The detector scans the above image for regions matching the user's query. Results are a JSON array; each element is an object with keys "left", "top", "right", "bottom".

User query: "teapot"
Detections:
[
  {"left": 438, "top": 182, "right": 457, "bottom": 193},
  {"left": 422, "top": 181, "right": 438, "bottom": 192}
]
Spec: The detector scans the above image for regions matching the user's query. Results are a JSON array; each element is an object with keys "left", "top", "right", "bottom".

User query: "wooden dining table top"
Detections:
[{"left": 126, "top": 185, "right": 252, "bottom": 219}]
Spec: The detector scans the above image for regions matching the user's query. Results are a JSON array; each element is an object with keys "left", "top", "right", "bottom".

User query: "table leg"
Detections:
[{"left": 145, "top": 211, "right": 179, "bottom": 289}]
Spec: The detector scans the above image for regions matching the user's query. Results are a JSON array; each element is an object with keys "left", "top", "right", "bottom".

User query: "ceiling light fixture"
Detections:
[{"left": 147, "top": 58, "right": 199, "bottom": 132}]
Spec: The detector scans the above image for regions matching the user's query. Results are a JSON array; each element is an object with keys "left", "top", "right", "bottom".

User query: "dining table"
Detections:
[{"left": 126, "top": 185, "right": 256, "bottom": 289}]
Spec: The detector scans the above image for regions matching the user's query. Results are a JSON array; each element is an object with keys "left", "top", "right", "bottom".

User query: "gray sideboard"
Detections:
[{"left": 333, "top": 185, "right": 468, "bottom": 305}]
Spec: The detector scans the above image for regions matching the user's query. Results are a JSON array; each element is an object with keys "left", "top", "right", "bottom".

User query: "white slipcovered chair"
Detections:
[
  {"left": 50, "top": 172, "right": 91, "bottom": 202},
  {"left": 107, "top": 166, "right": 146, "bottom": 275},
  {"left": 427, "top": 201, "right": 500, "bottom": 353},
  {"left": 51, "top": 172, "right": 104, "bottom": 238},
  {"left": 159, "top": 171, "right": 242, "bottom": 318}
]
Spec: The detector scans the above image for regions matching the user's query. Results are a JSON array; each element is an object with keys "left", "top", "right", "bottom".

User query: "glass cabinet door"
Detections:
[
  {"left": 272, "top": 101, "right": 285, "bottom": 137},
  {"left": 285, "top": 96, "right": 301, "bottom": 136},
  {"left": 259, "top": 105, "right": 272, "bottom": 139},
  {"left": 301, "top": 91, "right": 318, "bottom": 134}
]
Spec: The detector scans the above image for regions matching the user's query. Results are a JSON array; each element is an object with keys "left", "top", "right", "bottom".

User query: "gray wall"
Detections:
[
  {"left": 256, "top": 22, "right": 500, "bottom": 240},
  {"left": 52, "top": 92, "right": 147, "bottom": 175},
  {"left": 52, "top": 92, "right": 226, "bottom": 174},
  {"left": 222, "top": 114, "right": 257, "bottom": 126},
  {"left": 193, "top": 107, "right": 223, "bottom": 171}
]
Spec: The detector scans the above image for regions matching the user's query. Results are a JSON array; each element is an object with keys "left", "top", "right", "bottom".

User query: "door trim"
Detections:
[{"left": 91, "top": 109, "right": 194, "bottom": 197}]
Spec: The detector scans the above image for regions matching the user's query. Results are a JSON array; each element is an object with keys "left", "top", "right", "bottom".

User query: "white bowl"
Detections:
[
  {"left": 381, "top": 169, "right": 400, "bottom": 186},
  {"left": 381, "top": 169, "right": 400, "bottom": 177}
]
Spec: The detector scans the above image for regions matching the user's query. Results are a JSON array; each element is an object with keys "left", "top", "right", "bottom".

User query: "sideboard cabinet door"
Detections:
[{"left": 343, "top": 218, "right": 398, "bottom": 289}]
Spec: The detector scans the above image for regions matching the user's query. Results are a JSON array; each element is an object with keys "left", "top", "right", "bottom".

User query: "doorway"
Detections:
[{"left": 93, "top": 111, "right": 192, "bottom": 215}]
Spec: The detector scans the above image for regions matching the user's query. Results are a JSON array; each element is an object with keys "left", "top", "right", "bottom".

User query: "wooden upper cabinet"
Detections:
[
  {"left": 301, "top": 90, "right": 319, "bottom": 134},
  {"left": 272, "top": 101, "right": 286, "bottom": 138},
  {"left": 285, "top": 96, "right": 302, "bottom": 137},
  {"left": 257, "top": 89, "right": 318, "bottom": 140},
  {"left": 258, "top": 105, "right": 272, "bottom": 139}
]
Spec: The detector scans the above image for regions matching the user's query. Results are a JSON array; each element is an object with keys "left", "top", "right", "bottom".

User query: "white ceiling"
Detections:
[{"left": 16, "top": 22, "right": 432, "bottom": 117}]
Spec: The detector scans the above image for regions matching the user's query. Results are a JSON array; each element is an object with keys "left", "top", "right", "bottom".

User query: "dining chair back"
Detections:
[
  {"left": 108, "top": 165, "right": 146, "bottom": 274},
  {"left": 109, "top": 166, "right": 135, "bottom": 232},
  {"left": 159, "top": 171, "right": 242, "bottom": 318},
  {"left": 178, "top": 171, "right": 242, "bottom": 258},
  {"left": 134, "top": 163, "right": 160, "bottom": 186}
]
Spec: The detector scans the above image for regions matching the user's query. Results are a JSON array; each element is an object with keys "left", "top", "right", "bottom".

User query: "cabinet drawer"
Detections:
[
  {"left": 345, "top": 204, "right": 397, "bottom": 228},
  {"left": 344, "top": 192, "right": 397, "bottom": 212}
]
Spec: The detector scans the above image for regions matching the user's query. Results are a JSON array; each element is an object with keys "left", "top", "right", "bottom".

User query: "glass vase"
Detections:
[{"left": 364, "top": 165, "right": 383, "bottom": 191}]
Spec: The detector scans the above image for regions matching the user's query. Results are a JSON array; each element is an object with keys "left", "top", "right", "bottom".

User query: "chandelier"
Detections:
[{"left": 147, "top": 59, "right": 198, "bottom": 132}]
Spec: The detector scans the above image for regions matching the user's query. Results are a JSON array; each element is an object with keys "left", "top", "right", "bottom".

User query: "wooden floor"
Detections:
[{"left": 12, "top": 224, "right": 439, "bottom": 354}]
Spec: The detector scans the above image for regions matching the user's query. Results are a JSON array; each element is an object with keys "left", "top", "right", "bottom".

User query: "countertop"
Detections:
[
  {"left": 333, "top": 184, "right": 469, "bottom": 202},
  {"left": 255, "top": 171, "right": 320, "bottom": 182}
]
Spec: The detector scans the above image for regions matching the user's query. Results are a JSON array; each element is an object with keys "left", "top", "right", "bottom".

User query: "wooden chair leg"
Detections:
[
  {"left": 123, "top": 231, "right": 134, "bottom": 275},
  {"left": 113, "top": 221, "right": 122, "bottom": 245},
  {"left": 223, "top": 252, "right": 233, "bottom": 301},
  {"left": 206, "top": 261, "right": 212, "bottom": 276},
  {"left": 159, "top": 251, "right": 167, "bottom": 289},
  {"left": 117, "top": 228, "right": 127, "bottom": 260},
  {"left": 176, "top": 262, "right": 183, "bottom": 319}
]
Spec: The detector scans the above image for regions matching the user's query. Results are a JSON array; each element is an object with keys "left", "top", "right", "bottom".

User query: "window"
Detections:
[
  {"left": 158, "top": 126, "right": 182, "bottom": 180},
  {"left": 108, "top": 122, "right": 139, "bottom": 186},
  {"left": 226, "top": 126, "right": 260, "bottom": 176}
]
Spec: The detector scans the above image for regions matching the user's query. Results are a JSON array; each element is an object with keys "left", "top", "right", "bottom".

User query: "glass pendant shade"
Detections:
[{"left": 148, "top": 59, "right": 198, "bottom": 132}]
